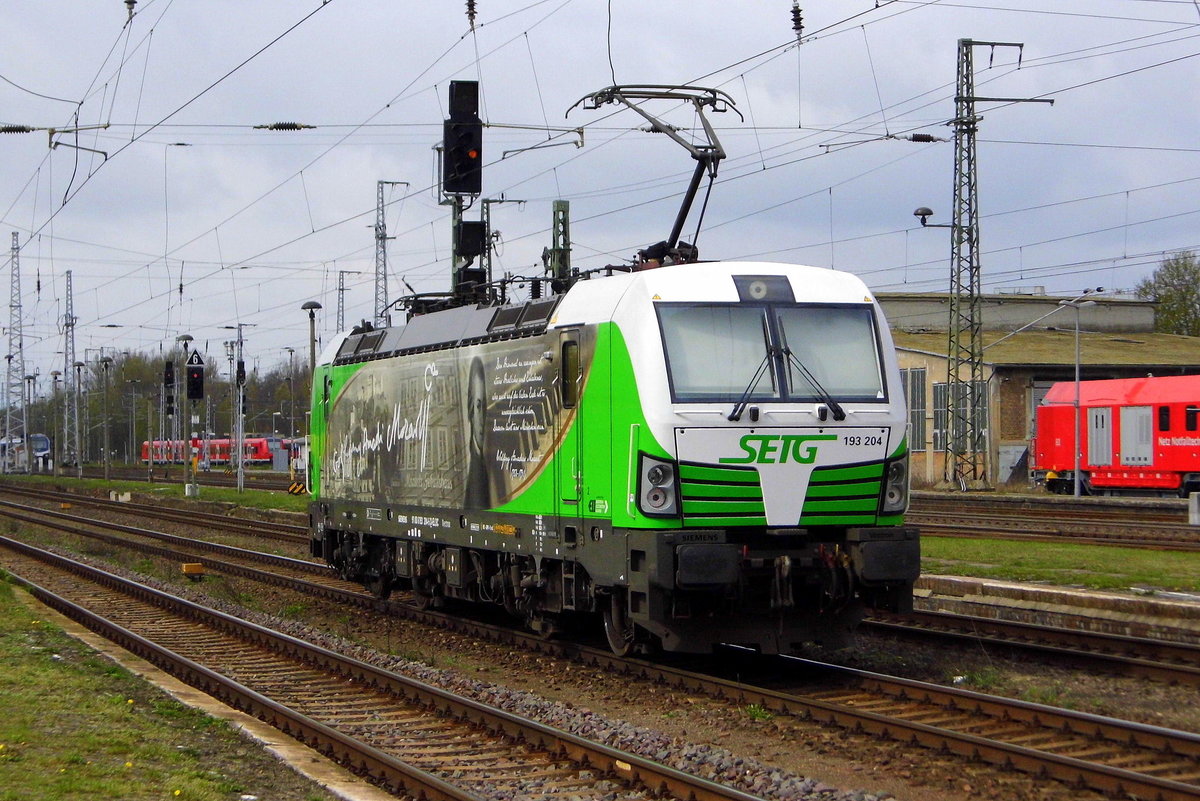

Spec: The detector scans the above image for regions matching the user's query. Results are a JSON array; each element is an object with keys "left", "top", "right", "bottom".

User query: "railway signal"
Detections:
[
  {"left": 185, "top": 350, "right": 204, "bottom": 400},
  {"left": 163, "top": 360, "right": 175, "bottom": 418},
  {"left": 442, "top": 81, "right": 482, "bottom": 195}
]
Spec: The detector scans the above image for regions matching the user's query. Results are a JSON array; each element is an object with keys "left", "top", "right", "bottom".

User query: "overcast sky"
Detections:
[{"left": 2, "top": 0, "right": 1198, "bottom": 388}]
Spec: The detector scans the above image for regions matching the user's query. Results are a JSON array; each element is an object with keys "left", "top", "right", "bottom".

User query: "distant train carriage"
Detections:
[
  {"left": 0, "top": 434, "right": 51, "bottom": 472},
  {"left": 1031, "top": 374, "right": 1200, "bottom": 496},
  {"left": 140, "top": 436, "right": 276, "bottom": 466}
]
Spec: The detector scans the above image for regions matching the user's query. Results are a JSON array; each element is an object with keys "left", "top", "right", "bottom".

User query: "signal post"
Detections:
[{"left": 184, "top": 349, "right": 204, "bottom": 497}]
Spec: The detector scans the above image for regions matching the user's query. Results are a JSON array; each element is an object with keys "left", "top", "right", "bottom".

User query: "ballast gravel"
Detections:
[{"left": 51, "top": 549, "right": 894, "bottom": 801}]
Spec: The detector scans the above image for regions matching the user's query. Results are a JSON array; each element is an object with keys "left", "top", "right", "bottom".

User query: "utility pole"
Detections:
[
  {"left": 284, "top": 347, "right": 295, "bottom": 438},
  {"left": 100, "top": 357, "right": 113, "bottom": 480},
  {"left": 943, "top": 39, "right": 1052, "bottom": 489},
  {"left": 374, "top": 180, "right": 408, "bottom": 328},
  {"left": 51, "top": 371, "right": 61, "bottom": 474},
  {"left": 233, "top": 327, "right": 247, "bottom": 493},
  {"left": 5, "top": 233, "right": 27, "bottom": 473},
  {"left": 225, "top": 340, "right": 237, "bottom": 484}
]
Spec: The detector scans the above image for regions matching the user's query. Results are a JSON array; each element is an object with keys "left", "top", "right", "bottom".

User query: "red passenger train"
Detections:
[
  {"left": 1031, "top": 374, "right": 1200, "bottom": 497},
  {"left": 140, "top": 436, "right": 281, "bottom": 465}
]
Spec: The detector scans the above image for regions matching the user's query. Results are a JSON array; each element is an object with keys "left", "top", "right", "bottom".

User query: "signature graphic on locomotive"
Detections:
[{"left": 323, "top": 336, "right": 578, "bottom": 509}]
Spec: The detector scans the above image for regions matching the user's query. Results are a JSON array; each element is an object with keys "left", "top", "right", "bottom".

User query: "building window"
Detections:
[
  {"left": 933, "top": 380, "right": 989, "bottom": 454},
  {"left": 899, "top": 368, "right": 926, "bottom": 452}
]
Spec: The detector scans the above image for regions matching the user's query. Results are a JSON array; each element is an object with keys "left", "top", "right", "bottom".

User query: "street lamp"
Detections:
[
  {"left": 125, "top": 378, "right": 141, "bottom": 466},
  {"left": 284, "top": 347, "right": 295, "bottom": 437},
  {"left": 50, "top": 371, "right": 61, "bottom": 475},
  {"left": 1058, "top": 288, "right": 1103, "bottom": 498},
  {"left": 99, "top": 356, "right": 113, "bottom": 480},
  {"left": 301, "top": 301, "right": 322, "bottom": 376},
  {"left": 24, "top": 374, "right": 36, "bottom": 470},
  {"left": 72, "top": 360, "right": 85, "bottom": 478},
  {"left": 913, "top": 206, "right": 954, "bottom": 230}
]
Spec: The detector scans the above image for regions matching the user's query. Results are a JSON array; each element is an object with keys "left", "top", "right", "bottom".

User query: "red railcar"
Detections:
[
  {"left": 140, "top": 436, "right": 279, "bottom": 465},
  {"left": 1031, "top": 374, "right": 1200, "bottom": 496}
]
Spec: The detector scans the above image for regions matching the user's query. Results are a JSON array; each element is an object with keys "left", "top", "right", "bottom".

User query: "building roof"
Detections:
[
  {"left": 1042, "top": 374, "right": 1200, "bottom": 405},
  {"left": 891, "top": 328, "right": 1200, "bottom": 369}
]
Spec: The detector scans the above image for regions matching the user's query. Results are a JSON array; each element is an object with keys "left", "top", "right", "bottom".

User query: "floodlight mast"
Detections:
[{"left": 569, "top": 85, "right": 742, "bottom": 251}]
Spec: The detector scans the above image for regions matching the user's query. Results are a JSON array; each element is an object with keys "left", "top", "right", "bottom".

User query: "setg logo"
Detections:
[{"left": 719, "top": 434, "right": 837, "bottom": 465}]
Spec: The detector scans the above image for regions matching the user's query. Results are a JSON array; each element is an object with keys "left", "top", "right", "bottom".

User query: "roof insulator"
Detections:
[{"left": 254, "top": 122, "right": 315, "bottom": 131}]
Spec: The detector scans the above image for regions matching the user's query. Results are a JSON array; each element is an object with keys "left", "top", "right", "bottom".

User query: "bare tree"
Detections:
[{"left": 1136, "top": 251, "right": 1200, "bottom": 337}]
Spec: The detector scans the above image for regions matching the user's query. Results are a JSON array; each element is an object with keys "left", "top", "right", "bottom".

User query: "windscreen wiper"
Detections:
[
  {"left": 783, "top": 348, "right": 846, "bottom": 421},
  {"left": 728, "top": 348, "right": 776, "bottom": 421}
]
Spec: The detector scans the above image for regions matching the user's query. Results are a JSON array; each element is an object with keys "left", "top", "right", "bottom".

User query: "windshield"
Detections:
[
  {"left": 658, "top": 305, "right": 777, "bottom": 401},
  {"left": 776, "top": 306, "right": 884, "bottom": 401},
  {"left": 657, "top": 302, "right": 885, "bottom": 403}
]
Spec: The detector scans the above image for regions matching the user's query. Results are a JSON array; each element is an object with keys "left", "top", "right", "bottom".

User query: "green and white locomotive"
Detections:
[{"left": 308, "top": 260, "right": 919, "bottom": 655}]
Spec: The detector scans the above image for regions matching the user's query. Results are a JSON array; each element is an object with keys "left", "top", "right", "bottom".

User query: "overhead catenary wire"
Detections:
[{"left": 8, "top": 1, "right": 1200, "bottom": 372}]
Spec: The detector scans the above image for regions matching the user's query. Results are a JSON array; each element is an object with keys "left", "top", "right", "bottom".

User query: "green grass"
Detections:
[
  {"left": 744, "top": 703, "right": 774, "bottom": 722},
  {"left": 921, "top": 536, "right": 1200, "bottom": 592},
  {"left": 0, "top": 581, "right": 250, "bottom": 800}
]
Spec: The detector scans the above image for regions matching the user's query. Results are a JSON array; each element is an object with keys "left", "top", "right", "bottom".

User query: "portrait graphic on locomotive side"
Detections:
[{"left": 322, "top": 333, "right": 588, "bottom": 512}]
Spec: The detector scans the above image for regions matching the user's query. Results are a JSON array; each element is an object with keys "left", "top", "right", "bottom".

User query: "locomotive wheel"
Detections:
[
  {"left": 365, "top": 573, "right": 392, "bottom": 601},
  {"left": 410, "top": 576, "right": 439, "bottom": 610},
  {"left": 602, "top": 591, "right": 636, "bottom": 656}
]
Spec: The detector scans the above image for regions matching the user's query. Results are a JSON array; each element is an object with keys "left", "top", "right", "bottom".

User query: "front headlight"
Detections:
[
  {"left": 638, "top": 454, "right": 678, "bottom": 516},
  {"left": 880, "top": 452, "right": 910, "bottom": 514}
]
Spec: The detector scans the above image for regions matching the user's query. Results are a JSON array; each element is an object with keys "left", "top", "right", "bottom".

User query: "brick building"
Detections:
[{"left": 877, "top": 292, "right": 1200, "bottom": 488}]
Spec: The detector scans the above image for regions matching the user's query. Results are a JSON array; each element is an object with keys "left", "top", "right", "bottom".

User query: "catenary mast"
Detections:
[{"left": 5, "top": 233, "right": 27, "bottom": 473}]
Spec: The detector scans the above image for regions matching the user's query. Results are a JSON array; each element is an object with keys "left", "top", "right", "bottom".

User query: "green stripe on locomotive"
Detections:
[
  {"left": 489, "top": 321, "right": 677, "bottom": 529},
  {"left": 308, "top": 359, "right": 368, "bottom": 499},
  {"left": 310, "top": 320, "right": 909, "bottom": 531}
]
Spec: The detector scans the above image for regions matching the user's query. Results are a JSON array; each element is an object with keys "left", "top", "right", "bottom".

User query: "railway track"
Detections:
[
  {"left": 1, "top": 537, "right": 756, "bottom": 801},
  {"left": 0, "top": 481, "right": 307, "bottom": 542},
  {"left": 909, "top": 491, "right": 1198, "bottom": 550},
  {"left": 865, "top": 611, "right": 1200, "bottom": 686},
  {"left": 6, "top": 483, "right": 1200, "bottom": 682},
  {"left": 3, "top": 499, "right": 1200, "bottom": 798},
  {"left": 911, "top": 512, "right": 1200, "bottom": 550},
  {"left": 16, "top": 474, "right": 1199, "bottom": 549},
  {"left": 77, "top": 464, "right": 293, "bottom": 491}
]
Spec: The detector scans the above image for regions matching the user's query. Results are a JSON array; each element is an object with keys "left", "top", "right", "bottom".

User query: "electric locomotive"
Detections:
[{"left": 308, "top": 261, "right": 919, "bottom": 655}]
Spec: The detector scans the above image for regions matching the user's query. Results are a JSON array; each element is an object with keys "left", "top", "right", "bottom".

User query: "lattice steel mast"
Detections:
[
  {"left": 5, "top": 233, "right": 27, "bottom": 472},
  {"left": 338, "top": 270, "right": 347, "bottom": 332},
  {"left": 61, "top": 270, "right": 81, "bottom": 473},
  {"left": 374, "top": 180, "right": 407, "bottom": 328},
  {"left": 945, "top": 39, "right": 1051, "bottom": 488}
]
